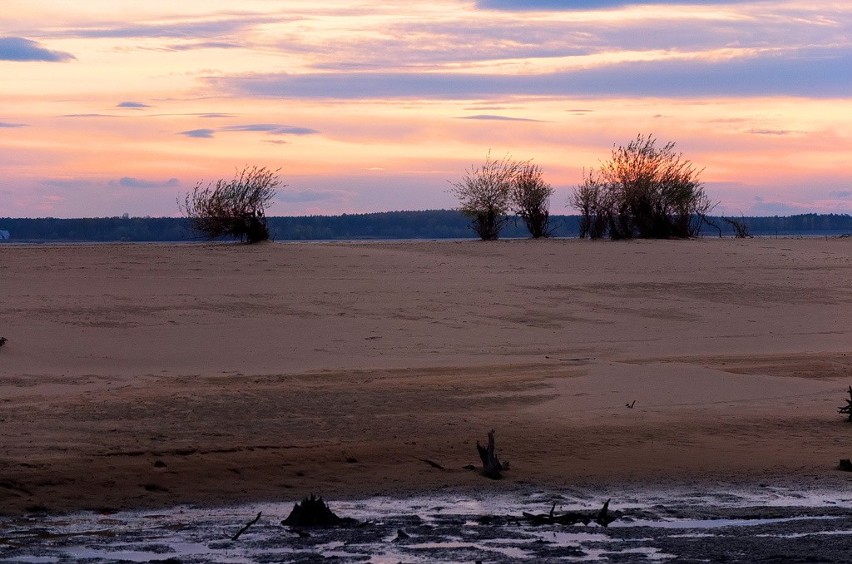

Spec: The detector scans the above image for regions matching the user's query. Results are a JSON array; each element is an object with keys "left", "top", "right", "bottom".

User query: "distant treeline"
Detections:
[{"left": 1, "top": 211, "right": 851, "bottom": 242}]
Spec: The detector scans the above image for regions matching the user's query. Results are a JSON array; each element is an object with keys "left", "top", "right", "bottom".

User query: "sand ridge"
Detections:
[{"left": 1, "top": 238, "right": 851, "bottom": 514}]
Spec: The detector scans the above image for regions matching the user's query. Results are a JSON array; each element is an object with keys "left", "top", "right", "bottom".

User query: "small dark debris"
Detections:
[
  {"left": 25, "top": 505, "right": 49, "bottom": 514},
  {"left": 345, "top": 457, "right": 358, "bottom": 464},
  {"left": 839, "top": 459, "right": 852, "bottom": 472},
  {"left": 153, "top": 460, "right": 167, "bottom": 468},
  {"left": 838, "top": 386, "right": 852, "bottom": 422},
  {"left": 142, "top": 483, "right": 169, "bottom": 493},
  {"left": 626, "top": 400, "right": 636, "bottom": 408},
  {"left": 0, "top": 337, "right": 7, "bottom": 348}
]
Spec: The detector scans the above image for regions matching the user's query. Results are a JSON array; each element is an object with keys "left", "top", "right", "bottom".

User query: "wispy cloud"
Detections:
[
  {"left": 61, "top": 113, "right": 117, "bottom": 118},
  {"left": 477, "top": 0, "right": 752, "bottom": 9},
  {"left": 113, "top": 177, "right": 179, "bottom": 189},
  {"left": 164, "top": 41, "right": 242, "bottom": 51},
  {"left": 458, "top": 114, "right": 543, "bottom": 122},
  {"left": 116, "top": 101, "right": 150, "bottom": 108},
  {"left": 748, "top": 129, "right": 796, "bottom": 136},
  {"left": 220, "top": 124, "right": 319, "bottom": 135},
  {"left": 0, "top": 121, "right": 27, "bottom": 128},
  {"left": 180, "top": 123, "right": 319, "bottom": 139},
  {"left": 55, "top": 16, "right": 279, "bottom": 40},
  {"left": 180, "top": 128, "right": 216, "bottom": 138},
  {"left": 0, "top": 37, "right": 75, "bottom": 62},
  {"left": 212, "top": 46, "right": 852, "bottom": 99}
]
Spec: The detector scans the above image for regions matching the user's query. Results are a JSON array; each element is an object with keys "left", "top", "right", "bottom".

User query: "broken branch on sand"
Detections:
[
  {"left": 418, "top": 458, "right": 445, "bottom": 470},
  {"left": 522, "top": 499, "right": 620, "bottom": 528},
  {"left": 231, "top": 512, "right": 261, "bottom": 541}
]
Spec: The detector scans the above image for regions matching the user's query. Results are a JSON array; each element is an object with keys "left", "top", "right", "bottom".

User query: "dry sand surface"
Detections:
[{"left": 1, "top": 238, "right": 851, "bottom": 515}]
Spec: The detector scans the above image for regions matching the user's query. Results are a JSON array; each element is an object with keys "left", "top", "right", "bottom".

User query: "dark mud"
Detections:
[{"left": 2, "top": 486, "right": 852, "bottom": 562}]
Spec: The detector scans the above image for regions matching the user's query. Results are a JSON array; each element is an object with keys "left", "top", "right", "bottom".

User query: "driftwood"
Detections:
[
  {"left": 838, "top": 386, "right": 852, "bottom": 422},
  {"left": 419, "top": 458, "right": 445, "bottom": 470},
  {"left": 522, "top": 499, "right": 620, "bottom": 528},
  {"left": 282, "top": 494, "right": 357, "bottom": 528},
  {"left": 476, "top": 429, "right": 507, "bottom": 479},
  {"left": 231, "top": 512, "right": 261, "bottom": 541}
]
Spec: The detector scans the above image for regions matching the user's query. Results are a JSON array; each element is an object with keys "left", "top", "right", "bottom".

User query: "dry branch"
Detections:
[
  {"left": 522, "top": 499, "right": 620, "bottom": 528},
  {"left": 231, "top": 512, "right": 261, "bottom": 541}
]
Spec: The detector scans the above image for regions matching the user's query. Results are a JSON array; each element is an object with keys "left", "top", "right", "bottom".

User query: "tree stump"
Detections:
[
  {"left": 282, "top": 494, "right": 356, "bottom": 527},
  {"left": 476, "top": 429, "right": 505, "bottom": 479}
]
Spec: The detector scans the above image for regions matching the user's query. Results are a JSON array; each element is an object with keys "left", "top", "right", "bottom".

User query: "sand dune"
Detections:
[{"left": 1, "top": 238, "right": 851, "bottom": 514}]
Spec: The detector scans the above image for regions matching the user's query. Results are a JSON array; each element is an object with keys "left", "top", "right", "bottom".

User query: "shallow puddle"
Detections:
[{"left": 3, "top": 485, "right": 852, "bottom": 562}]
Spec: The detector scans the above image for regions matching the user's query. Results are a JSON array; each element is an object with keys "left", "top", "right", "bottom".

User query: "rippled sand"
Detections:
[{"left": 1, "top": 238, "right": 851, "bottom": 516}]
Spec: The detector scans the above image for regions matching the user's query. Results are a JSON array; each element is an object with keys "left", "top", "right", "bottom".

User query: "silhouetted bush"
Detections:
[
  {"left": 571, "top": 134, "right": 714, "bottom": 239},
  {"left": 723, "top": 216, "right": 752, "bottom": 238},
  {"left": 180, "top": 166, "right": 282, "bottom": 243},
  {"left": 450, "top": 153, "right": 521, "bottom": 240},
  {"left": 511, "top": 162, "right": 554, "bottom": 238}
]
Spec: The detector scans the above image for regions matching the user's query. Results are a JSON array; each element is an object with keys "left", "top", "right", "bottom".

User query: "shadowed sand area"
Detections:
[{"left": 1, "top": 238, "right": 851, "bottom": 515}]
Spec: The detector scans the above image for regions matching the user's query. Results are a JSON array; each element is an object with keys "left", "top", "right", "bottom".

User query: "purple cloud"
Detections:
[
  {"left": 61, "top": 113, "right": 116, "bottom": 118},
  {"left": 59, "top": 16, "right": 279, "bottom": 40},
  {"left": 115, "top": 177, "right": 179, "bottom": 189},
  {"left": 165, "top": 41, "right": 242, "bottom": 51},
  {"left": 180, "top": 123, "right": 320, "bottom": 139},
  {"left": 220, "top": 123, "right": 319, "bottom": 135},
  {"left": 477, "top": 0, "right": 746, "bottom": 9},
  {"left": 214, "top": 46, "right": 852, "bottom": 100},
  {"left": 180, "top": 128, "right": 216, "bottom": 138},
  {"left": 0, "top": 122, "right": 26, "bottom": 128},
  {"left": 117, "top": 101, "right": 150, "bottom": 108},
  {"left": 0, "top": 37, "right": 75, "bottom": 62},
  {"left": 458, "top": 114, "right": 543, "bottom": 122},
  {"left": 748, "top": 129, "right": 796, "bottom": 136}
]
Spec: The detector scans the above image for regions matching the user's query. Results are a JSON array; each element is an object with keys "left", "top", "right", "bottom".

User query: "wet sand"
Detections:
[{"left": 1, "top": 238, "right": 851, "bottom": 515}]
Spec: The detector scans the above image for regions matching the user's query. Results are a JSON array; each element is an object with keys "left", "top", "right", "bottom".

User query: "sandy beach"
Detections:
[{"left": 1, "top": 238, "right": 851, "bottom": 516}]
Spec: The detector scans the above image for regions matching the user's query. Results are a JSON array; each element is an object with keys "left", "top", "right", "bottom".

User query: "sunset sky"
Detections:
[{"left": 2, "top": 1, "right": 850, "bottom": 218}]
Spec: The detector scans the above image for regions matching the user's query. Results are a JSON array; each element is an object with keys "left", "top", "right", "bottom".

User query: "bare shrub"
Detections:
[
  {"left": 449, "top": 153, "right": 520, "bottom": 240},
  {"left": 570, "top": 169, "right": 611, "bottom": 239},
  {"left": 511, "top": 162, "right": 555, "bottom": 238},
  {"left": 570, "top": 134, "right": 714, "bottom": 239},
  {"left": 723, "top": 216, "right": 752, "bottom": 238},
  {"left": 180, "top": 166, "right": 282, "bottom": 244}
]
